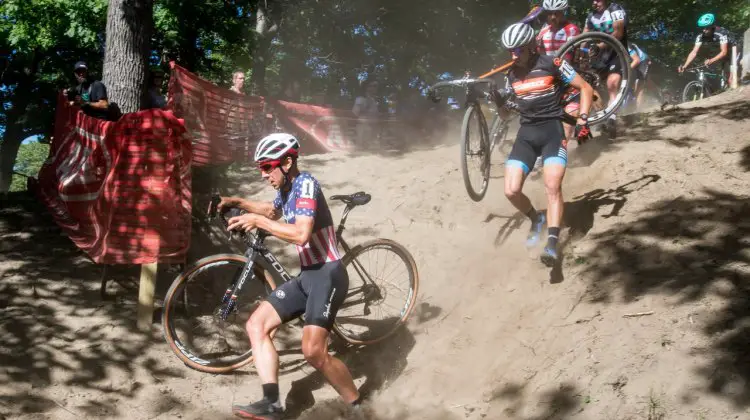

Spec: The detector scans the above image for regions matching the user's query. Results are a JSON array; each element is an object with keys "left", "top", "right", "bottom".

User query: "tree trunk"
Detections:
[
  {"left": 250, "top": 2, "right": 280, "bottom": 96},
  {"left": 0, "top": 52, "right": 40, "bottom": 193},
  {"left": 103, "top": 0, "right": 154, "bottom": 113},
  {"left": 0, "top": 125, "right": 25, "bottom": 193}
]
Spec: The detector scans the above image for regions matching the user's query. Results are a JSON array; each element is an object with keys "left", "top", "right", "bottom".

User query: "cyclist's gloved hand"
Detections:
[
  {"left": 575, "top": 122, "right": 592, "bottom": 145},
  {"left": 490, "top": 88, "right": 511, "bottom": 108}
]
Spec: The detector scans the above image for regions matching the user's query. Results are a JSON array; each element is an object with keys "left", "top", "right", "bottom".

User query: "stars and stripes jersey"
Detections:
[
  {"left": 585, "top": 2, "right": 628, "bottom": 46},
  {"left": 273, "top": 172, "right": 341, "bottom": 268},
  {"left": 507, "top": 54, "right": 577, "bottom": 124},
  {"left": 537, "top": 22, "right": 581, "bottom": 57}
]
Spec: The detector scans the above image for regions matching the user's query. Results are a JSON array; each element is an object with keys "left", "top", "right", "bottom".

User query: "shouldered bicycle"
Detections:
[
  {"left": 426, "top": 32, "right": 634, "bottom": 202},
  {"left": 162, "top": 192, "right": 419, "bottom": 373}
]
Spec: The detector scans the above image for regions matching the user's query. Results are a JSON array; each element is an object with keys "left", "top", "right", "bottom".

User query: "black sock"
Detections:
[
  {"left": 547, "top": 227, "right": 560, "bottom": 249},
  {"left": 262, "top": 383, "right": 279, "bottom": 403},
  {"left": 526, "top": 207, "right": 538, "bottom": 224}
]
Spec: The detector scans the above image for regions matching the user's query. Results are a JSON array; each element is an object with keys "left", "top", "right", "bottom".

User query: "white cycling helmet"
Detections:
[
  {"left": 501, "top": 23, "right": 536, "bottom": 49},
  {"left": 254, "top": 132, "right": 300, "bottom": 163},
  {"left": 543, "top": 0, "right": 569, "bottom": 11}
]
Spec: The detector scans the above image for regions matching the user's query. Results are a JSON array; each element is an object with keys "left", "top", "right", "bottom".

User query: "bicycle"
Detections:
[
  {"left": 427, "top": 32, "right": 633, "bottom": 202},
  {"left": 162, "top": 192, "right": 419, "bottom": 374},
  {"left": 681, "top": 65, "right": 727, "bottom": 102}
]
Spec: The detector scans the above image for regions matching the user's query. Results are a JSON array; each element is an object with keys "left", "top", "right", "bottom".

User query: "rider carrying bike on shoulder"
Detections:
[
  {"left": 218, "top": 133, "right": 360, "bottom": 419},
  {"left": 583, "top": 0, "right": 628, "bottom": 136},
  {"left": 536, "top": 0, "right": 581, "bottom": 148},
  {"left": 494, "top": 23, "right": 594, "bottom": 266},
  {"left": 678, "top": 13, "right": 742, "bottom": 88}
]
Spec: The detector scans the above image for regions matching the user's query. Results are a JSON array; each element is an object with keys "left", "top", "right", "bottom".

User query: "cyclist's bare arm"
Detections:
[
  {"left": 708, "top": 43, "right": 729, "bottom": 64},
  {"left": 680, "top": 45, "right": 701, "bottom": 71},
  {"left": 229, "top": 213, "right": 315, "bottom": 246},
  {"left": 568, "top": 74, "right": 594, "bottom": 119},
  {"left": 630, "top": 52, "right": 641, "bottom": 69},
  {"left": 611, "top": 20, "right": 625, "bottom": 42},
  {"left": 219, "top": 196, "right": 281, "bottom": 220}
]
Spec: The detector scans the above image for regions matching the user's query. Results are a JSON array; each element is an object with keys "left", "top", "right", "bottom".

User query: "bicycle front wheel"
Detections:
[
  {"left": 460, "top": 102, "right": 491, "bottom": 201},
  {"left": 162, "top": 254, "right": 276, "bottom": 373},
  {"left": 682, "top": 81, "right": 709, "bottom": 102},
  {"left": 556, "top": 32, "right": 634, "bottom": 126},
  {"left": 333, "top": 239, "right": 419, "bottom": 345}
]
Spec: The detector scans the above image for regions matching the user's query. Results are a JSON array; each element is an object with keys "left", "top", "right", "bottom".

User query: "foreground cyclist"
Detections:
[
  {"left": 679, "top": 13, "right": 742, "bottom": 87},
  {"left": 536, "top": 0, "right": 581, "bottom": 145},
  {"left": 219, "top": 133, "right": 361, "bottom": 419},
  {"left": 495, "top": 23, "right": 594, "bottom": 266}
]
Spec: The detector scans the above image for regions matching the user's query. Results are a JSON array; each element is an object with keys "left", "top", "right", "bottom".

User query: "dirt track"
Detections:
[{"left": 2, "top": 87, "right": 750, "bottom": 419}]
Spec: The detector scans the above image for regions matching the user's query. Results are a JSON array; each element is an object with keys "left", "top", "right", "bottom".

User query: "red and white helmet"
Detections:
[{"left": 254, "top": 133, "right": 300, "bottom": 163}]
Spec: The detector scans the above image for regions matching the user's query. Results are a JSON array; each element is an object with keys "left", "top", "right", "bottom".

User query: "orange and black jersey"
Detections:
[{"left": 507, "top": 54, "right": 577, "bottom": 124}]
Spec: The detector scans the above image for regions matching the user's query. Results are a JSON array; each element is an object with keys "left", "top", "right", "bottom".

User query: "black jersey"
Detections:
[{"left": 507, "top": 54, "right": 577, "bottom": 124}]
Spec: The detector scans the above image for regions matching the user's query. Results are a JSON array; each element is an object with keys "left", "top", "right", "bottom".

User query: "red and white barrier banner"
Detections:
[
  {"left": 35, "top": 93, "right": 192, "bottom": 264},
  {"left": 167, "top": 62, "right": 268, "bottom": 166},
  {"left": 168, "top": 61, "right": 415, "bottom": 160},
  {"left": 271, "top": 100, "right": 356, "bottom": 153}
]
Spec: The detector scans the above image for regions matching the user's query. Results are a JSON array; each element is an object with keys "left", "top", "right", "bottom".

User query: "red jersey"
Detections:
[{"left": 536, "top": 22, "right": 581, "bottom": 57}]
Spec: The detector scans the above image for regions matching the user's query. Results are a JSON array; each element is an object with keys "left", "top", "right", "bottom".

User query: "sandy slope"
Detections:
[{"left": 1, "top": 87, "right": 749, "bottom": 420}]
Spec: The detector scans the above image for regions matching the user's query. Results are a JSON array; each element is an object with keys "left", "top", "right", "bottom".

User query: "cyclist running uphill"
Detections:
[
  {"left": 218, "top": 133, "right": 360, "bottom": 419},
  {"left": 495, "top": 23, "right": 594, "bottom": 267},
  {"left": 536, "top": 0, "right": 581, "bottom": 147},
  {"left": 583, "top": 0, "right": 628, "bottom": 137},
  {"left": 679, "top": 13, "right": 742, "bottom": 88},
  {"left": 627, "top": 42, "right": 651, "bottom": 109}
]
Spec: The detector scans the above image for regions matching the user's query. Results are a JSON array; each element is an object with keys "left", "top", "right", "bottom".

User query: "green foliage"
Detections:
[{"left": 10, "top": 141, "right": 49, "bottom": 191}]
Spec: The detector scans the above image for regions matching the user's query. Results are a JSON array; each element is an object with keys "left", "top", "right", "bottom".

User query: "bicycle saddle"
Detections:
[{"left": 330, "top": 191, "right": 371, "bottom": 206}]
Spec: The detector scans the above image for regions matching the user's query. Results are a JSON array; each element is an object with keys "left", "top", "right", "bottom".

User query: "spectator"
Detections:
[
  {"left": 147, "top": 67, "right": 167, "bottom": 109},
  {"left": 66, "top": 61, "right": 109, "bottom": 120},
  {"left": 352, "top": 79, "right": 380, "bottom": 144},
  {"left": 351, "top": 79, "right": 379, "bottom": 118},
  {"left": 230, "top": 71, "right": 246, "bottom": 94}
]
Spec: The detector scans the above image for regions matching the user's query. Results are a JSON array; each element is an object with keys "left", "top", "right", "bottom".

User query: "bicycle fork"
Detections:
[{"left": 220, "top": 248, "right": 259, "bottom": 320}]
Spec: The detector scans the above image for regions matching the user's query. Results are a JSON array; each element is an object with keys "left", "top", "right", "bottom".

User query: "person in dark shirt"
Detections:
[
  {"left": 496, "top": 22, "right": 594, "bottom": 267},
  {"left": 66, "top": 61, "right": 110, "bottom": 119}
]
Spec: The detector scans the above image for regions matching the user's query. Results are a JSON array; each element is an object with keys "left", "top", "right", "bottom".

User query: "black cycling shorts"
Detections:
[
  {"left": 593, "top": 50, "right": 624, "bottom": 77},
  {"left": 635, "top": 61, "right": 650, "bottom": 82},
  {"left": 506, "top": 119, "right": 567, "bottom": 175},
  {"left": 266, "top": 260, "right": 348, "bottom": 330}
]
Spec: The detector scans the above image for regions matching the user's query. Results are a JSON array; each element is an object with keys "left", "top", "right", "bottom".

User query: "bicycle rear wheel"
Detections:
[
  {"left": 460, "top": 102, "right": 491, "bottom": 201},
  {"left": 333, "top": 239, "right": 419, "bottom": 345},
  {"left": 556, "top": 32, "right": 634, "bottom": 126},
  {"left": 162, "top": 254, "right": 276, "bottom": 373},
  {"left": 489, "top": 114, "right": 514, "bottom": 164}
]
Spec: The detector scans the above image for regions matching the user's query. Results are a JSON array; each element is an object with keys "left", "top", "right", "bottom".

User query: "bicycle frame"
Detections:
[
  {"left": 690, "top": 67, "right": 726, "bottom": 90},
  {"left": 207, "top": 195, "right": 378, "bottom": 321}
]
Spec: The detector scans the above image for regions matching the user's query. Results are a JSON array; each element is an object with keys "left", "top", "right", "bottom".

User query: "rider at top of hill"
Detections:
[
  {"left": 678, "top": 13, "right": 743, "bottom": 87},
  {"left": 583, "top": 0, "right": 628, "bottom": 136},
  {"left": 536, "top": 0, "right": 582, "bottom": 145},
  {"left": 628, "top": 42, "right": 650, "bottom": 109},
  {"left": 519, "top": 1, "right": 545, "bottom": 29}
]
